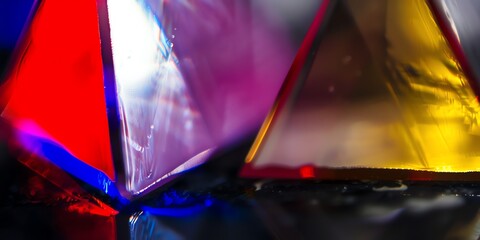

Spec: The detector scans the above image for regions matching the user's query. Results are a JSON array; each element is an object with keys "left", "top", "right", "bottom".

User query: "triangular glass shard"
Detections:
[
  {"left": 103, "top": 0, "right": 319, "bottom": 196},
  {"left": 243, "top": 0, "right": 480, "bottom": 180},
  {"left": 1, "top": 0, "right": 115, "bottom": 179},
  {"left": 106, "top": 0, "right": 215, "bottom": 195}
]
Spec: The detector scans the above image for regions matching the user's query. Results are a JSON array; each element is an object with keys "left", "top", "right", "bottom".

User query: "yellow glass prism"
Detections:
[{"left": 243, "top": 0, "right": 480, "bottom": 180}]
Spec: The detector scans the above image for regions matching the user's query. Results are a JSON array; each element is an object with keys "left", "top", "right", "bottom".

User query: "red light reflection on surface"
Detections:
[
  {"left": 300, "top": 166, "right": 315, "bottom": 178},
  {"left": 19, "top": 153, "right": 117, "bottom": 216},
  {"left": 54, "top": 210, "right": 116, "bottom": 240},
  {"left": 1, "top": 0, "right": 114, "bottom": 179}
]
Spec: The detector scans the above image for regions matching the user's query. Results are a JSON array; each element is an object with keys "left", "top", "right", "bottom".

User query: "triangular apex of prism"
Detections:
[
  {"left": 244, "top": 0, "right": 480, "bottom": 179},
  {"left": 1, "top": 0, "right": 115, "bottom": 180}
]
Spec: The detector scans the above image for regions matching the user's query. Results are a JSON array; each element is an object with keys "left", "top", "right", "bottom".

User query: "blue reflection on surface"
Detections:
[
  {"left": 141, "top": 205, "right": 208, "bottom": 217},
  {"left": 130, "top": 211, "right": 183, "bottom": 240},
  {"left": 17, "top": 128, "right": 128, "bottom": 205},
  {"left": 139, "top": 189, "right": 215, "bottom": 217},
  {"left": 128, "top": 195, "right": 273, "bottom": 240},
  {"left": 130, "top": 193, "right": 216, "bottom": 239}
]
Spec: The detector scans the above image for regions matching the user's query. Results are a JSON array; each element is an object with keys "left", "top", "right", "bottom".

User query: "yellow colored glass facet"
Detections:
[{"left": 247, "top": 0, "right": 480, "bottom": 174}]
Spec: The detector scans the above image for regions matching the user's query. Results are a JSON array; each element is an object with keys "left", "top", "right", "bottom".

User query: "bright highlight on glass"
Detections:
[
  {"left": 106, "top": 0, "right": 307, "bottom": 195},
  {"left": 107, "top": 0, "right": 214, "bottom": 195}
]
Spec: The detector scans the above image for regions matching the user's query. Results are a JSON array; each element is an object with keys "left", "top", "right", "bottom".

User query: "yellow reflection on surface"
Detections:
[{"left": 247, "top": 0, "right": 480, "bottom": 174}]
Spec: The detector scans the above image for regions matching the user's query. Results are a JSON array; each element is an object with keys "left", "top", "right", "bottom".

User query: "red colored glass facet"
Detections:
[{"left": 1, "top": 0, "right": 114, "bottom": 179}]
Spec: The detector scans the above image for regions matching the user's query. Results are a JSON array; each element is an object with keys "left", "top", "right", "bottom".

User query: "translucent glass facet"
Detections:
[
  {"left": 107, "top": 0, "right": 215, "bottom": 195},
  {"left": 106, "top": 0, "right": 318, "bottom": 194},
  {"left": 244, "top": 0, "right": 480, "bottom": 179},
  {"left": 1, "top": 0, "right": 115, "bottom": 179}
]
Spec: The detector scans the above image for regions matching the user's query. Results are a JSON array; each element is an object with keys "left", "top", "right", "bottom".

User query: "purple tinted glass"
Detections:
[{"left": 106, "top": 0, "right": 319, "bottom": 195}]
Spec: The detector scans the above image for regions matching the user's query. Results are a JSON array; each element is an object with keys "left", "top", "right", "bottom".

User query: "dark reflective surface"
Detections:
[
  {"left": 3, "top": 133, "right": 480, "bottom": 239},
  {"left": 125, "top": 154, "right": 480, "bottom": 240},
  {"left": 133, "top": 185, "right": 480, "bottom": 240}
]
